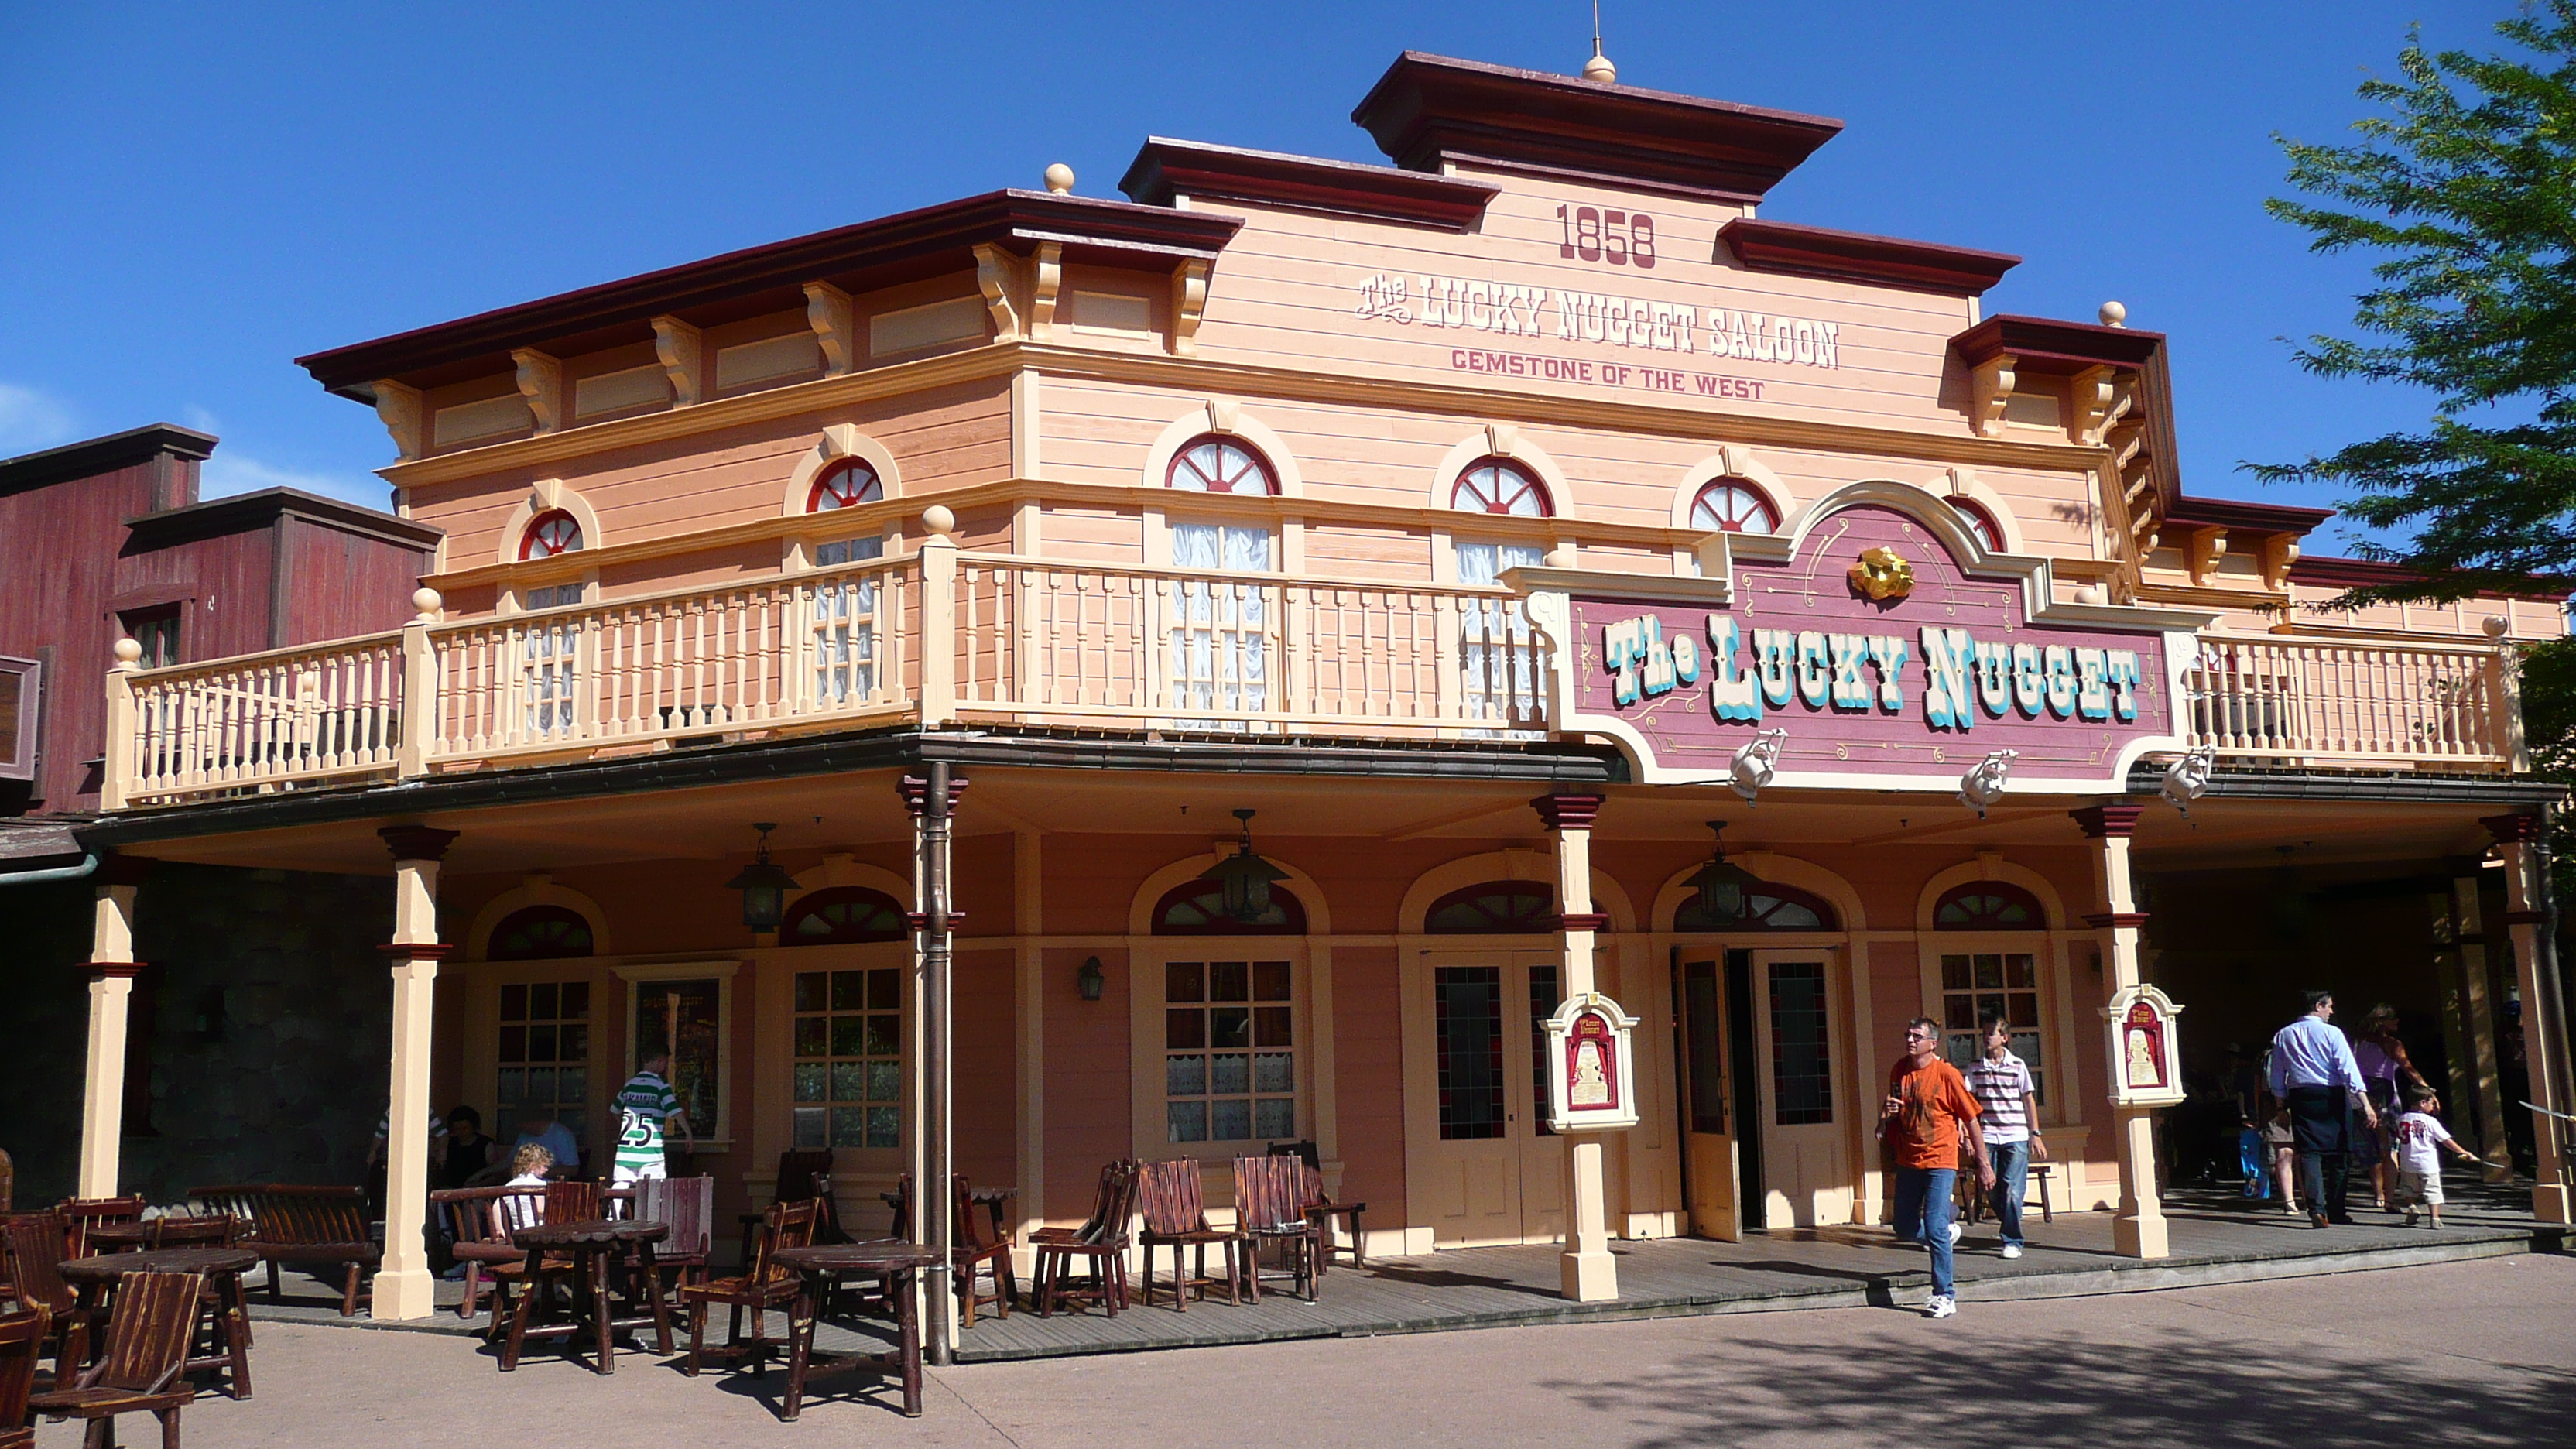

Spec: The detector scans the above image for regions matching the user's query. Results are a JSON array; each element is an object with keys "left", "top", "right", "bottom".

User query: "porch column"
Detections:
[
  {"left": 76, "top": 855, "right": 152, "bottom": 1198},
  {"left": 2483, "top": 814, "right": 2574, "bottom": 1224},
  {"left": 1535, "top": 792, "right": 1616, "bottom": 1303},
  {"left": 2447, "top": 872, "right": 2513, "bottom": 1179},
  {"left": 902, "top": 767, "right": 967, "bottom": 1362},
  {"left": 2076, "top": 803, "right": 2167, "bottom": 1259},
  {"left": 376, "top": 824, "right": 459, "bottom": 1321}
]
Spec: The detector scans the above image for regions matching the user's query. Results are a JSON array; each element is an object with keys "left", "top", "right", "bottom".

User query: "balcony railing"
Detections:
[{"left": 100, "top": 542, "right": 2529, "bottom": 810}]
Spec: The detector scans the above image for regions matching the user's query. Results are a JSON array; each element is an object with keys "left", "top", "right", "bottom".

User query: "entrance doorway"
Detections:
[
  {"left": 1677, "top": 948, "right": 1851, "bottom": 1232},
  {"left": 1401, "top": 950, "right": 1568, "bottom": 1246}
]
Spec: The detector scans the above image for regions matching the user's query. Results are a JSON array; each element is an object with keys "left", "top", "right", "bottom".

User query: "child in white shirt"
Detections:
[
  {"left": 498, "top": 1142, "right": 553, "bottom": 1234},
  {"left": 2392, "top": 1087, "right": 2482, "bottom": 1228}
]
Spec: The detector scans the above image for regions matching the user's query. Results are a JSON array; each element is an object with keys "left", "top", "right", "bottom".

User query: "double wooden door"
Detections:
[
  {"left": 1402, "top": 950, "right": 1567, "bottom": 1247},
  {"left": 1677, "top": 948, "right": 1852, "bottom": 1235}
]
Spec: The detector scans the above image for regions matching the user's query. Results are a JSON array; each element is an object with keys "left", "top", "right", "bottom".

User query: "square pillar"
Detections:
[
  {"left": 2446, "top": 873, "right": 2514, "bottom": 1180},
  {"left": 76, "top": 856, "right": 152, "bottom": 1199},
  {"left": 2484, "top": 814, "right": 2574, "bottom": 1225},
  {"left": 376, "top": 825, "right": 458, "bottom": 1321},
  {"left": 2076, "top": 803, "right": 2167, "bottom": 1259},
  {"left": 1535, "top": 792, "right": 1616, "bottom": 1303}
]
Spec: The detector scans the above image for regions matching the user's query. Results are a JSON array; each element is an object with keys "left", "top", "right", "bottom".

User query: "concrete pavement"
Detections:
[{"left": 42, "top": 1253, "right": 2575, "bottom": 1447}]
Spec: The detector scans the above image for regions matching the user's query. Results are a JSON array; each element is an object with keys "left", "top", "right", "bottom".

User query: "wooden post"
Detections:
[
  {"left": 918, "top": 508, "right": 957, "bottom": 726},
  {"left": 2077, "top": 803, "right": 2167, "bottom": 1259},
  {"left": 376, "top": 825, "right": 459, "bottom": 1320},
  {"left": 1013, "top": 828, "right": 1044, "bottom": 1272},
  {"left": 2484, "top": 813, "right": 2574, "bottom": 1224},
  {"left": 76, "top": 856, "right": 152, "bottom": 1197},
  {"left": 1535, "top": 792, "right": 1616, "bottom": 1302},
  {"left": 100, "top": 638, "right": 142, "bottom": 811},
  {"left": 397, "top": 590, "right": 442, "bottom": 779},
  {"left": 2449, "top": 873, "right": 2514, "bottom": 1178}
]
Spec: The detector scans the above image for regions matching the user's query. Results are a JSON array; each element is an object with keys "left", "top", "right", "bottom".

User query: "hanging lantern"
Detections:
[
  {"left": 1197, "top": 807, "right": 1290, "bottom": 923},
  {"left": 723, "top": 821, "right": 796, "bottom": 933},
  {"left": 1686, "top": 820, "right": 1759, "bottom": 922},
  {"left": 1076, "top": 955, "right": 1107, "bottom": 1002}
]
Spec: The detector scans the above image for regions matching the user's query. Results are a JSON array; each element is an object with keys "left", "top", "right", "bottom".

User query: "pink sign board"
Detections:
[{"left": 1554, "top": 500, "right": 2191, "bottom": 791}]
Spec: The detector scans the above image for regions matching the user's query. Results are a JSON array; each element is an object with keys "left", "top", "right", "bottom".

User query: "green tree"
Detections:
[{"left": 2256, "top": 2, "right": 2576, "bottom": 605}]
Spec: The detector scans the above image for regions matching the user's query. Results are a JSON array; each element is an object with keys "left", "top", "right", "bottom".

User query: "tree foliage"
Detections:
[{"left": 2255, "top": 2, "right": 2576, "bottom": 605}]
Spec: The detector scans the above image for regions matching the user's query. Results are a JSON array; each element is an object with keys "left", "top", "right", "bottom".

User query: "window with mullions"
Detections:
[
  {"left": 1423, "top": 881, "right": 1557, "bottom": 933},
  {"left": 1434, "top": 965, "right": 1505, "bottom": 1140},
  {"left": 1673, "top": 883, "right": 1840, "bottom": 933},
  {"left": 1167, "top": 435, "right": 1278, "bottom": 495},
  {"left": 780, "top": 887, "right": 908, "bottom": 945},
  {"left": 1938, "top": 952, "right": 2047, "bottom": 1104},
  {"left": 1934, "top": 882, "right": 2046, "bottom": 930},
  {"left": 793, "top": 968, "right": 903, "bottom": 1149},
  {"left": 487, "top": 906, "right": 594, "bottom": 961},
  {"left": 1151, "top": 880, "right": 1307, "bottom": 934},
  {"left": 1766, "top": 960, "right": 1833, "bottom": 1125},
  {"left": 499, "top": 981, "right": 591, "bottom": 1149},
  {"left": 1689, "top": 479, "right": 1779, "bottom": 535},
  {"left": 1164, "top": 960, "right": 1294, "bottom": 1143}
]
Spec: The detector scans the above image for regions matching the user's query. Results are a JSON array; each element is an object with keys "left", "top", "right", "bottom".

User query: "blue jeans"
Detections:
[
  {"left": 1986, "top": 1140, "right": 2030, "bottom": 1246},
  {"left": 1892, "top": 1165, "right": 1958, "bottom": 1297}
]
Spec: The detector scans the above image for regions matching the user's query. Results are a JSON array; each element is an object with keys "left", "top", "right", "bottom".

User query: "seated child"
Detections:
[
  {"left": 2391, "top": 1086, "right": 2483, "bottom": 1228},
  {"left": 498, "top": 1142, "right": 553, "bottom": 1233}
]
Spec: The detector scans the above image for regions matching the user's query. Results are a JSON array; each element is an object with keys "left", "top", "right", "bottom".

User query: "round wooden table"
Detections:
[
  {"left": 503, "top": 1218, "right": 670, "bottom": 1375},
  {"left": 771, "top": 1241, "right": 941, "bottom": 1421},
  {"left": 85, "top": 1216, "right": 239, "bottom": 1252},
  {"left": 61, "top": 1246, "right": 259, "bottom": 1399}
]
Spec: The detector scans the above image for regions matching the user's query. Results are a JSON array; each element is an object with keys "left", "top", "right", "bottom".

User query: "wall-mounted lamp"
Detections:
[
  {"left": 723, "top": 821, "right": 795, "bottom": 933},
  {"left": 1076, "top": 955, "right": 1106, "bottom": 1002}
]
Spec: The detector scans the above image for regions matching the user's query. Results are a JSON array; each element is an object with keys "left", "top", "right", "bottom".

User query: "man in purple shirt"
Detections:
[{"left": 2268, "top": 990, "right": 2379, "bottom": 1227}]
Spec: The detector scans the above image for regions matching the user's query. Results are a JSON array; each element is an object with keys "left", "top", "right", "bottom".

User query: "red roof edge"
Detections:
[
  {"left": 2161, "top": 495, "right": 2336, "bottom": 536},
  {"left": 1950, "top": 314, "right": 2163, "bottom": 375},
  {"left": 1119, "top": 137, "right": 1499, "bottom": 231},
  {"left": 1719, "top": 218, "right": 2019, "bottom": 298},
  {"left": 2290, "top": 554, "right": 2574, "bottom": 601}
]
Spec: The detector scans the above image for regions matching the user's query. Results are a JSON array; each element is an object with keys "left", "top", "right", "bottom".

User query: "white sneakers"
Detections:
[
  {"left": 2000, "top": 1244, "right": 2022, "bottom": 1259},
  {"left": 1946, "top": 1221, "right": 1963, "bottom": 1248},
  {"left": 1924, "top": 1294, "right": 1957, "bottom": 1319}
]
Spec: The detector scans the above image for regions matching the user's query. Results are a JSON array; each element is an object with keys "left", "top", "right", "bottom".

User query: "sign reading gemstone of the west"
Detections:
[{"left": 1519, "top": 485, "right": 2210, "bottom": 793}]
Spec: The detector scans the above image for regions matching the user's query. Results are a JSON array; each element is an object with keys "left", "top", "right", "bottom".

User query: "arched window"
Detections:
[
  {"left": 1934, "top": 882, "right": 2047, "bottom": 930},
  {"left": 1152, "top": 879, "right": 1307, "bottom": 934},
  {"left": 1424, "top": 880, "right": 1561, "bottom": 933},
  {"left": 808, "top": 459, "right": 884, "bottom": 512},
  {"left": 1167, "top": 435, "right": 1278, "bottom": 496},
  {"left": 1673, "top": 882, "right": 1841, "bottom": 933},
  {"left": 1950, "top": 498, "right": 2004, "bottom": 551},
  {"left": 1689, "top": 479, "right": 1780, "bottom": 535},
  {"left": 487, "top": 905, "right": 595, "bottom": 961},
  {"left": 1451, "top": 458, "right": 1552, "bottom": 517},
  {"left": 780, "top": 886, "right": 909, "bottom": 944},
  {"left": 521, "top": 509, "right": 583, "bottom": 560}
]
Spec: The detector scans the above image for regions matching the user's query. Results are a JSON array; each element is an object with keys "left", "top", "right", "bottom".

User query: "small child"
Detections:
[
  {"left": 2391, "top": 1087, "right": 2482, "bottom": 1228},
  {"left": 498, "top": 1142, "right": 553, "bottom": 1233}
]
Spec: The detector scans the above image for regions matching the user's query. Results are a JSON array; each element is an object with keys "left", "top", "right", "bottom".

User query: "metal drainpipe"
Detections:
[
  {"left": 0, "top": 852, "right": 100, "bottom": 887},
  {"left": 2534, "top": 822, "right": 2576, "bottom": 1197},
  {"left": 925, "top": 759, "right": 955, "bottom": 1367}
]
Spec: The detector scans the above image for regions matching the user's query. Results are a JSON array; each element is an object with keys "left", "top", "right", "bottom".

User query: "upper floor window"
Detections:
[
  {"left": 1934, "top": 882, "right": 2047, "bottom": 931},
  {"left": 522, "top": 509, "right": 583, "bottom": 560},
  {"left": 1424, "top": 880, "right": 1559, "bottom": 933},
  {"left": 780, "top": 886, "right": 909, "bottom": 945},
  {"left": 1951, "top": 498, "right": 2005, "bottom": 551},
  {"left": 488, "top": 905, "right": 595, "bottom": 961},
  {"left": 1153, "top": 879, "right": 1308, "bottom": 934},
  {"left": 1690, "top": 479, "right": 1780, "bottom": 536},
  {"left": 120, "top": 605, "right": 183, "bottom": 669},
  {"left": 1451, "top": 458, "right": 1552, "bottom": 517},
  {"left": 1673, "top": 882, "right": 1840, "bottom": 933},
  {"left": 1168, "top": 436, "right": 1278, "bottom": 495},
  {"left": 809, "top": 459, "right": 883, "bottom": 512}
]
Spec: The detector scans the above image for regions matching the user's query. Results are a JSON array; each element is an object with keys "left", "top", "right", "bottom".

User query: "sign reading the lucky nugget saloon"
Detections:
[{"left": 1524, "top": 488, "right": 2207, "bottom": 793}]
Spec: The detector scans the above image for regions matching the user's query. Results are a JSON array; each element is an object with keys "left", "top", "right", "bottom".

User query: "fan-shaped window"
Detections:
[
  {"left": 1153, "top": 879, "right": 1307, "bottom": 935},
  {"left": 487, "top": 905, "right": 595, "bottom": 961},
  {"left": 1167, "top": 435, "right": 1279, "bottom": 496},
  {"left": 1950, "top": 498, "right": 2004, "bottom": 551},
  {"left": 1451, "top": 458, "right": 1552, "bottom": 517},
  {"left": 1689, "top": 479, "right": 1780, "bottom": 535},
  {"left": 521, "top": 509, "right": 583, "bottom": 560},
  {"left": 808, "top": 459, "right": 884, "bottom": 512},
  {"left": 1934, "top": 882, "right": 2047, "bottom": 931},
  {"left": 780, "top": 886, "right": 909, "bottom": 945},
  {"left": 1424, "top": 880, "right": 1563, "bottom": 933},
  {"left": 1673, "top": 882, "right": 1841, "bottom": 933}
]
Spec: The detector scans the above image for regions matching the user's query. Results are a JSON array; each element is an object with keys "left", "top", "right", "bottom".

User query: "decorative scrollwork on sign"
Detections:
[{"left": 1848, "top": 546, "right": 1914, "bottom": 601}]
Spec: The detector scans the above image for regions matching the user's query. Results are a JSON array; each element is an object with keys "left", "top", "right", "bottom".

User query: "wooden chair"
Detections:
[
  {"left": 680, "top": 1198, "right": 817, "bottom": 1379},
  {"left": 483, "top": 1184, "right": 594, "bottom": 1348},
  {"left": 1233, "top": 1156, "right": 1321, "bottom": 1303},
  {"left": 1030, "top": 1160, "right": 1139, "bottom": 1317},
  {"left": 54, "top": 1200, "right": 145, "bottom": 1262},
  {"left": 947, "top": 1177, "right": 1016, "bottom": 1327},
  {"left": 1136, "top": 1160, "right": 1244, "bottom": 1312},
  {"left": 430, "top": 1187, "right": 536, "bottom": 1323},
  {"left": 0, "top": 1148, "right": 13, "bottom": 1213},
  {"left": 635, "top": 1176, "right": 715, "bottom": 1298},
  {"left": 1271, "top": 1141, "right": 1367, "bottom": 1269},
  {"left": 0, "top": 1305, "right": 48, "bottom": 1449},
  {"left": 2, "top": 1214, "right": 94, "bottom": 1382},
  {"left": 735, "top": 1151, "right": 841, "bottom": 1270},
  {"left": 189, "top": 1185, "right": 379, "bottom": 1317},
  {"left": 29, "top": 1271, "right": 201, "bottom": 1449}
]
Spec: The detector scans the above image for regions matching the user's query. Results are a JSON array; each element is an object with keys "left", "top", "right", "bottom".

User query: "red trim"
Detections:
[
  {"left": 2082, "top": 913, "right": 2150, "bottom": 930},
  {"left": 2485, "top": 813, "right": 2545, "bottom": 845},
  {"left": 905, "top": 909, "right": 968, "bottom": 930},
  {"left": 87, "top": 961, "right": 146, "bottom": 980},
  {"left": 379, "top": 825, "right": 460, "bottom": 862},
  {"left": 2073, "top": 803, "right": 2148, "bottom": 840},
  {"left": 898, "top": 774, "right": 971, "bottom": 815},
  {"left": 1719, "top": 218, "right": 2019, "bottom": 298},
  {"left": 1120, "top": 139, "right": 1499, "bottom": 231},
  {"left": 1351, "top": 52, "right": 1842, "bottom": 204},
  {"left": 1166, "top": 434, "right": 1279, "bottom": 495},
  {"left": 376, "top": 943, "right": 457, "bottom": 960},
  {"left": 2503, "top": 909, "right": 2550, "bottom": 926},
  {"left": 1950, "top": 315, "right": 2163, "bottom": 376},
  {"left": 1531, "top": 792, "right": 1605, "bottom": 832},
  {"left": 92, "top": 855, "right": 156, "bottom": 889},
  {"left": 2288, "top": 554, "right": 2573, "bottom": 601},
  {"left": 2161, "top": 495, "right": 2335, "bottom": 535},
  {"left": 1553, "top": 913, "right": 1612, "bottom": 933}
]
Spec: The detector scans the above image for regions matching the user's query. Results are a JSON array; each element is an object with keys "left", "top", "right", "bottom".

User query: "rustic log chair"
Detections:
[
  {"left": 1136, "top": 1160, "right": 1245, "bottom": 1312},
  {"left": 1027, "top": 1160, "right": 1137, "bottom": 1318},
  {"left": 53, "top": 1201, "right": 146, "bottom": 1262},
  {"left": 187, "top": 1185, "right": 379, "bottom": 1317},
  {"left": 2, "top": 1214, "right": 94, "bottom": 1382},
  {"left": 429, "top": 1187, "right": 534, "bottom": 1323},
  {"left": 1232, "top": 1156, "right": 1321, "bottom": 1303},
  {"left": 635, "top": 1176, "right": 715, "bottom": 1299},
  {"left": 28, "top": 1271, "right": 202, "bottom": 1449},
  {"left": 1270, "top": 1140, "right": 1367, "bottom": 1269},
  {"left": 0, "top": 1304, "right": 46, "bottom": 1449},
  {"left": 0, "top": 1147, "right": 13, "bottom": 1213},
  {"left": 481, "top": 1182, "right": 595, "bottom": 1345},
  {"left": 680, "top": 1197, "right": 817, "bottom": 1379},
  {"left": 734, "top": 1150, "right": 841, "bottom": 1272},
  {"left": 947, "top": 1176, "right": 1016, "bottom": 1327}
]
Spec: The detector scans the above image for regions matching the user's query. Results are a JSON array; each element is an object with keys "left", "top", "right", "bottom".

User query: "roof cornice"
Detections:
[
  {"left": 0, "top": 424, "right": 216, "bottom": 496},
  {"left": 1119, "top": 137, "right": 1500, "bottom": 231},
  {"left": 1718, "top": 218, "right": 2019, "bottom": 297},
  {"left": 123, "top": 486, "right": 442, "bottom": 550}
]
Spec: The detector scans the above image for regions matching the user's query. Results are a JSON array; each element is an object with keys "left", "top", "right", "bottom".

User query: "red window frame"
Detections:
[
  {"left": 779, "top": 886, "right": 910, "bottom": 944},
  {"left": 1933, "top": 882, "right": 2047, "bottom": 931},
  {"left": 1166, "top": 435, "right": 1279, "bottom": 496},
  {"left": 1423, "top": 881, "right": 1564, "bottom": 934},
  {"left": 1672, "top": 882, "right": 1841, "bottom": 933},
  {"left": 1151, "top": 879, "right": 1307, "bottom": 934},
  {"left": 488, "top": 905, "right": 597, "bottom": 961},
  {"left": 807, "top": 459, "right": 884, "bottom": 512},
  {"left": 1451, "top": 458, "right": 1553, "bottom": 517},
  {"left": 1689, "top": 479, "right": 1780, "bottom": 535},
  {"left": 521, "top": 509, "right": 583, "bottom": 560},
  {"left": 1950, "top": 498, "right": 2005, "bottom": 551}
]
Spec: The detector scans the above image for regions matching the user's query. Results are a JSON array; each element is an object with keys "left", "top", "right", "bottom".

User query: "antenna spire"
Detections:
[{"left": 1582, "top": 2, "right": 1618, "bottom": 84}]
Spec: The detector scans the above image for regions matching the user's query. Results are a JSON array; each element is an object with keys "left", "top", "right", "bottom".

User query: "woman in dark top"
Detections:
[{"left": 440, "top": 1105, "right": 495, "bottom": 1190}]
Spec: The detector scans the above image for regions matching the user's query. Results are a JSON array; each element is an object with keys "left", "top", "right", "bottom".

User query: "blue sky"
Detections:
[{"left": 0, "top": 2, "right": 2521, "bottom": 555}]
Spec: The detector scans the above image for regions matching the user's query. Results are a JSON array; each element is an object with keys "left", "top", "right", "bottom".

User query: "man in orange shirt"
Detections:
[{"left": 1882, "top": 1016, "right": 1995, "bottom": 1319}]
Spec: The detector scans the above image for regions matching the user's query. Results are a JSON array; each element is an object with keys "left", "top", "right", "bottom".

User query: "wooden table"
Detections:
[
  {"left": 60, "top": 1245, "right": 258, "bottom": 1399},
  {"left": 772, "top": 1241, "right": 940, "bottom": 1421},
  {"left": 86, "top": 1216, "right": 239, "bottom": 1252},
  {"left": 880, "top": 1184, "right": 1016, "bottom": 1242},
  {"left": 502, "top": 1218, "right": 670, "bottom": 1375}
]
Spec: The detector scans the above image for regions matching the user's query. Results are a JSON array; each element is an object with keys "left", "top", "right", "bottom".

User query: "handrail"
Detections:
[{"left": 2182, "top": 631, "right": 2515, "bottom": 766}]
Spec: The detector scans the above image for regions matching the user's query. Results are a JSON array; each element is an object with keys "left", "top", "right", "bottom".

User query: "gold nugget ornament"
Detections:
[{"left": 1847, "top": 545, "right": 1915, "bottom": 601}]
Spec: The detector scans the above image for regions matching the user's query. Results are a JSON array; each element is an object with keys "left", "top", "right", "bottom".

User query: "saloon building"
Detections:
[{"left": 58, "top": 52, "right": 2574, "bottom": 1317}]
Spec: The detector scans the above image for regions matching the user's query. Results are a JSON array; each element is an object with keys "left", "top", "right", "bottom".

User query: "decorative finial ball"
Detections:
[
  {"left": 921, "top": 504, "right": 957, "bottom": 536},
  {"left": 113, "top": 637, "right": 142, "bottom": 665},
  {"left": 1582, "top": 51, "right": 1617, "bottom": 84},
  {"left": 412, "top": 587, "right": 444, "bottom": 617},
  {"left": 2482, "top": 615, "right": 2511, "bottom": 638},
  {"left": 1043, "top": 163, "right": 1075, "bottom": 195},
  {"left": 2098, "top": 300, "right": 2128, "bottom": 328},
  {"left": 2075, "top": 584, "right": 2108, "bottom": 605}
]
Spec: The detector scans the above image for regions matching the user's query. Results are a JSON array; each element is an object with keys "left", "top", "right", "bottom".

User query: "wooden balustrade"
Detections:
[
  {"left": 118, "top": 635, "right": 408, "bottom": 804},
  {"left": 2182, "top": 633, "right": 2519, "bottom": 768}
]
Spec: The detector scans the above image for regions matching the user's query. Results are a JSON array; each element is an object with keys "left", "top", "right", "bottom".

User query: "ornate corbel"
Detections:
[
  {"left": 1170, "top": 258, "right": 1211, "bottom": 355},
  {"left": 2260, "top": 534, "right": 2300, "bottom": 591},
  {"left": 2187, "top": 526, "right": 2228, "bottom": 585},
  {"left": 651, "top": 316, "right": 703, "bottom": 406},
  {"left": 372, "top": 379, "right": 423, "bottom": 461},
  {"left": 511, "top": 348, "right": 563, "bottom": 434},
  {"left": 1027, "top": 242, "right": 1064, "bottom": 341},
  {"left": 2071, "top": 366, "right": 2125, "bottom": 446},
  {"left": 972, "top": 244, "right": 1023, "bottom": 342},
  {"left": 804, "top": 282, "right": 856, "bottom": 375},
  {"left": 1968, "top": 355, "right": 2015, "bottom": 439}
]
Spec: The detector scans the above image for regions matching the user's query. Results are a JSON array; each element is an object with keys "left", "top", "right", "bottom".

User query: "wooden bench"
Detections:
[{"left": 188, "top": 1185, "right": 379, "bottom": 1317}]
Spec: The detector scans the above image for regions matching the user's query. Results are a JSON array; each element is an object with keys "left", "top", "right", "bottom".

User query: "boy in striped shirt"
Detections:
[{"left": 1965, "top": 1016, "right": 2046, "bottom": 1259}]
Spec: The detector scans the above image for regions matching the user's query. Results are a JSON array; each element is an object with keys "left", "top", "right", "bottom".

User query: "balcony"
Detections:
[{"left": 99, "top": 544, "right": 2528, "bottom": 811}]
